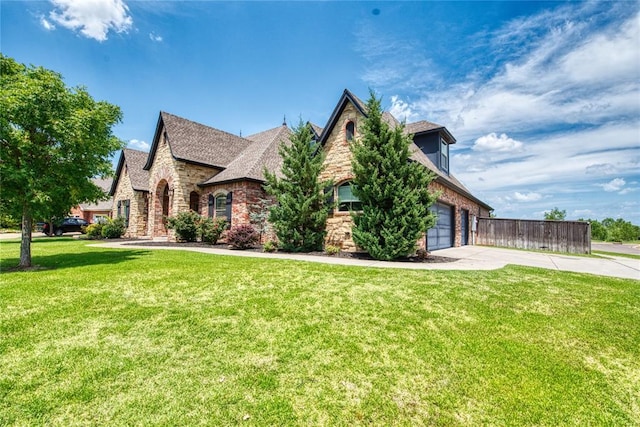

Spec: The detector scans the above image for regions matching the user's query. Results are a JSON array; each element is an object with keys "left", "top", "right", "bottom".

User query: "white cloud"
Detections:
[
  {"left": 585, "top": 163, "right": 617, "bottom": 175},
  {"left": 40, "top": 16, "right": 55, "bottom": 31},
  {"left": 472, "top": 133, "right": 523, "bottom": 152},
  {"left": 389, "top": 95, "right": 418, "bottom": 122},
  {"left": 49, "top": 0, "right": 133, "bottom": 42},
  {"left": 128, "top": 139, "right": 150, "bottom": 151},
  {"left": 598, "top": 178, "right": 625, "bottom": 192},
  {"left": 149, "top": 32, "right": 163, "bottom": 42},
  {"left": 513, "top": 192, "right": 542, "bottom": 202}
]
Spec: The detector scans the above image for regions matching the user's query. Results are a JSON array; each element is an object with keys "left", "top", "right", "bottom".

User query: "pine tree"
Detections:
[
  {"left": 264, "top": 120, "right": 332, "bottom": 252},
  {"left": 351, "top": 91, "right": 438, "bottom": 260}
]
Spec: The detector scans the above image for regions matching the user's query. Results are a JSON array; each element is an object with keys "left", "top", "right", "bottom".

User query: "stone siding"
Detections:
[
  {"left": 111, "top": 166, "right": 148, "bottom": 237},
  {"left": 320, "top": 102, "right": 362, "bottom": 251},
  {"left": 146, "top": 128, "right": 218, "bottom": 239}
]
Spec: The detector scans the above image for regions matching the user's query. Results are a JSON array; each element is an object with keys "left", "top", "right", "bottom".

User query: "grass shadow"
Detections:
[{"left": 0, "top": 248, "right": 151, "bottom": 273}]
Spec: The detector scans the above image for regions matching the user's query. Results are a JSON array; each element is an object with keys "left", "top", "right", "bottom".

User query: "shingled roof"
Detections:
[
  {"left": 109, "top": 148, "right": 150, "bottom": 195},
  {"left": 201, "top": 125, "right": 292, "bottom": 185},
  {"left": 144, "top": 112, "right": 253, "bottom": 170},
  {"left": 79, "top": 178, "right": 114, "bottom": 211}
]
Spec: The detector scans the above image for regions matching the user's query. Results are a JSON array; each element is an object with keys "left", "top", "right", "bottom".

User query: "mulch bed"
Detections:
[{"left": 121, "top": 240, "right": 458, "bottom": 263}]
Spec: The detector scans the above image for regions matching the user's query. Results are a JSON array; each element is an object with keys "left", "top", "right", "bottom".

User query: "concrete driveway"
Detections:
[{"left": 434, "top": 246, "right": 639, "bottom": 280}]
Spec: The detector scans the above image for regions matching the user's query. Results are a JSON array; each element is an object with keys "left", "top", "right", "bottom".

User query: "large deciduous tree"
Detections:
[
  {"left": 351, "top": 91, "right": 438, "bottom": 260},
  {"left": 264, "top": 120, "right": 332, "bottom": 252},
  {"left": 0, "top": 55, "right": 124, "bottom": 268},
  {"left": 544, "top": 207, "right": 567, "bottom": 221}
]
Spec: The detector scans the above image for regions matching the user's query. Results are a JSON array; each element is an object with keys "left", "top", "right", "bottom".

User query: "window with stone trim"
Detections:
[{"left": 337, "top": 181, "right": 362, "bottom": 212}]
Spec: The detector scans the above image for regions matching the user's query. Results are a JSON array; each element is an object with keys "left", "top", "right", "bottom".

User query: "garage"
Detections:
[{"left": 427, "top": 202, "right": 454, "bottom": 250}]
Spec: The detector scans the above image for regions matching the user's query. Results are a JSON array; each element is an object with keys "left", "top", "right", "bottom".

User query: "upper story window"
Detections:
[
  {"left": 337, "top": 181, "right": 362, "bottom": 212},
  {"left": 440, "top": 138, "right": 449, "bottom": 174},
  {"left": 346, "top": 121, "right": 355, "bottom": 141}
]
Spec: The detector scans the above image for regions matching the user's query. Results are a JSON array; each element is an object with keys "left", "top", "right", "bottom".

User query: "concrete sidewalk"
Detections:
[{"left": 93, "top": 241, "right": 640, "bottom": 280}]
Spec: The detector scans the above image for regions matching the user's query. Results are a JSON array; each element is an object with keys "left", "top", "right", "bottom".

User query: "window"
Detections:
[
  {"left": 440, "top": 138, "right": 449, "bottom": 173},
  {"left": 208, "top": 194, "right": 214, "bottom": 218},
  {"left": 117, "top": 200, "right": 121, "bottom": 217},
  {"left": 337, "top": 182, "right": 362, "bottom": 212},
  {"left": 124, "top": 199, "right": 130, "bottom": 227},
  {"left": 346, "top": 121, "right": 355, "bottom": 141},
  {"left": 215, "top": 194, "right": 227, "bottom": 218}
]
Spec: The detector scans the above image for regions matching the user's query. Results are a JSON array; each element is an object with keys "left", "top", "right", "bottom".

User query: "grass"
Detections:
[
  {"left": 1, "top": 238, "right": 639, "bottom": 426},
  {"left": 592, "top": 250, "right": 640, "bottom": 260}
]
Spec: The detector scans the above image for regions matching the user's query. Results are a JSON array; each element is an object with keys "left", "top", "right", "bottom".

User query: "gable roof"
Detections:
[
  {"left": 201, "top": 125, "right": 292, "bottom": 186},
  {"left": 144, "top": 111, "right": 252, "bottom": 170},
  {"left": 109, "top": 148, "right": 150, "bottom": 195}
]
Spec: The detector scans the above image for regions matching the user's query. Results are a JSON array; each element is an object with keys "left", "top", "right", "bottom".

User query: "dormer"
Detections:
[{"left": 405, "top": 121, "right": 456, "bottom": 175}]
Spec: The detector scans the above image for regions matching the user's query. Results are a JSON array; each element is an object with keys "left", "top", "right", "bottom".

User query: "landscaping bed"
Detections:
[{"left": 122, "top": 240, "right": 458, "bottom": 263}]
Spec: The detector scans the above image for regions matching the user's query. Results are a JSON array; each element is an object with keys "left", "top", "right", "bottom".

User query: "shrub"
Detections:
[
  {"left": 199, "top": 217, "right": 227, "bottom": 244},
  {"left": 102, "top": 217, "right": 126, "bottom": 239},
  {"left": 325, "top": 245, "right": 341, "bottom": 256},
  {"left": 84, "top": 223, "right": 104, "bottom": 240},
  {"left": 415, "top": 248, "right": 429, "bottom": 260},
  {"left": 226, "top": 224, "right": 259, "bottom": 249},
  {"left": 166, "top": 211, "right": 201, "bottom": 242},
  {"left": 262, "top": 240, "right": 277, "bottom": 253}
]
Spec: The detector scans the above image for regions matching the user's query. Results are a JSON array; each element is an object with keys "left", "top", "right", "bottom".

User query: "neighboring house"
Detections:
[
  {"left": 70, "top": 178, "right": 113, "bottom": 223},
  {"left": 110, "top": 89, "right": 491, "bottom": 250}
]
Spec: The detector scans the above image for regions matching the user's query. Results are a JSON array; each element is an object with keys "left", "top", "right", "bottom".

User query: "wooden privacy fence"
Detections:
[{"left": 476, "top": 218, "right": 591, "bottom": 254}]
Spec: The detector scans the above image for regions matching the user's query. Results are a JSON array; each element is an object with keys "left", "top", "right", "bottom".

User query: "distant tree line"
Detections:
[{"left": 579, "top": 218, "right": 640, "bottom": 242}]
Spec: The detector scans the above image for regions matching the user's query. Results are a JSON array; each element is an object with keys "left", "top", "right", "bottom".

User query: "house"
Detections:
[
  {"left": 70, "top": 178, "right": 114, "bottom": 223},
  {"left": 110, "top": 89, "right": 491, "bottom": 250}
]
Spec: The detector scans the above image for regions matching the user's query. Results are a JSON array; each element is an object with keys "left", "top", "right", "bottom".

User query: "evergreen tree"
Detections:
[
  {"left": 264, "top": 120, "right": 332, "bottom": 252},
  {"left": 351, "top": 91, "right": 438, "bottom": 260}
]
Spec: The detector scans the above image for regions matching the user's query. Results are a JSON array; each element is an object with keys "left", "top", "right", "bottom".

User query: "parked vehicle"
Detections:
[{"left": 42, "top": 218, "right": 89, "bottom": 236}]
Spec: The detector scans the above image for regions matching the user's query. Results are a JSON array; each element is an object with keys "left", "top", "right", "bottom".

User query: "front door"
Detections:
[{"left": 461, "top": 209, "right": 469, "bottom": 246}]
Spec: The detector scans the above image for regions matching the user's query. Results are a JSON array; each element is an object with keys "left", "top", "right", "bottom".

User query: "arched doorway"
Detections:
[{"left": 154, "top": 180, "right": 171, "bottom": 236}]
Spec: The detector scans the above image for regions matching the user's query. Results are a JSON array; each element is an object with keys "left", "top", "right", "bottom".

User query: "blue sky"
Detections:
[{"left": 2, "top": 1, "right": 639, "bottom": 224}]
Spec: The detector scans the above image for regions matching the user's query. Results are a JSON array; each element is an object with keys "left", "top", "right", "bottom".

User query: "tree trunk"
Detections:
[{"left": 19, "top": 206, "right": 32, "bottom": 268}]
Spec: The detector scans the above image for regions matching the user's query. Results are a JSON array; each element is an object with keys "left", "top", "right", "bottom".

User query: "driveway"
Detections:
[{"left": 92, "top": 241, "right": 640, "bottom": 281}]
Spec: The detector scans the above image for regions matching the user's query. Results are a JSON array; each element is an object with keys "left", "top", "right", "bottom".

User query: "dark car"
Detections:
[{"left": 42, "top": 217, "right": 89, "bottom": 236}]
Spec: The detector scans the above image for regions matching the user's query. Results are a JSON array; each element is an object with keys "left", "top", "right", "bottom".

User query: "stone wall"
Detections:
[
  {"left": 319, "top": 102, "right": 362, "bottom": 251},
  {"left": 146, "top": 128, "right": 218, "bottom": 239},
  {"left": 111, "top": 166, "right": 148, "bottom": 237}
]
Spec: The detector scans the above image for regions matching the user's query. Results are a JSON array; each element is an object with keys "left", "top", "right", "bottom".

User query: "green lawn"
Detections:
[{"left": 1, "top": 239, "right": 638, "bottom": 426}]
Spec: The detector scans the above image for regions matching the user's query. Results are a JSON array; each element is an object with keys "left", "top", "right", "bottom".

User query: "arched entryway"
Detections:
[{"left": 154, "top": 180, "right": 171, "bottom": 236}]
